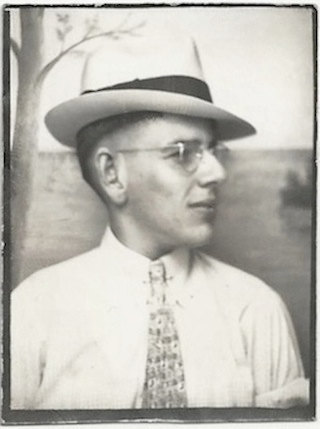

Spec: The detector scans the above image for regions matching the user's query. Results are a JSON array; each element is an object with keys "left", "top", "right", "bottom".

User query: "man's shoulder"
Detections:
[
  {"left": 13, "top": 247, "right": 101, "bottom": 302},
  {"left": 194, "top": 251, "right": 281, "bottom": 308}
]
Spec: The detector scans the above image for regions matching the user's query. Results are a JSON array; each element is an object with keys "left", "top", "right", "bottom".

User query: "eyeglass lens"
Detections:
[{"left": 176, "top": 141, "right": 227, "bottom": 172}]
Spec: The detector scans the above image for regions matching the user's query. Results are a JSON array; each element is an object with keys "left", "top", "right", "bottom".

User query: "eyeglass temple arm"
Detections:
[{"left": 117, "top": 147, "right": 165, "bottom": 153}]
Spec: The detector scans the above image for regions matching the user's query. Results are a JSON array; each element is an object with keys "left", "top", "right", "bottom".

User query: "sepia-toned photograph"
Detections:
[{"left": 2, "top": 3, "right": 315, "bottom": 424}]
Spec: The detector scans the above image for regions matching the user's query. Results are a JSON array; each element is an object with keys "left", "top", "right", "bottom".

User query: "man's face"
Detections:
[{"left": 114, "top": 114, "right": 226, "bottom": 253}]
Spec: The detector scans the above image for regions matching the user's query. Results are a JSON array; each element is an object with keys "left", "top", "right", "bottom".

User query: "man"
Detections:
[{"left": 11, "top": 35, "right": 308, "bottom": 409}]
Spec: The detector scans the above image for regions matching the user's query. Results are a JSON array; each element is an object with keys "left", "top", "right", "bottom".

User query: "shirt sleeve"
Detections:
[
  {"left": 239, "top": 289, "right": 306, "bottom": 406},
  {"left": 11, "top": 278, "right": 45, "bottom": 409}
]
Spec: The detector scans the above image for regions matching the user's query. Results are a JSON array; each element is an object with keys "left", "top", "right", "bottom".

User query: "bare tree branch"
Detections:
[
  {"left": 10, "top": 37, "right": 21, "bottom": 60},
  {"left": 119, "top": 21, "right": 146, "bottom": 36},
  {"left": 36, "top": 21, "right": 145, "bottom": 85},
  {"left": 112, "top": 12, "right": 132, "bottom": 32}
]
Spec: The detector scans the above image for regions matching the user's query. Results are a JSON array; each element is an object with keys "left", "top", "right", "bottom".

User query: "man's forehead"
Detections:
[{"left": 131, "top": 113, "right": 218, "bottom": 143}]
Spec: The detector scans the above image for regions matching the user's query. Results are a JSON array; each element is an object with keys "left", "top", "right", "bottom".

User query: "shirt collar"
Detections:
[
  {"left": 100, "top": 227, "right": 150, "bottom": 278},
  {"left": 99, "top": 227, "right": 191, "bottom": 294}
]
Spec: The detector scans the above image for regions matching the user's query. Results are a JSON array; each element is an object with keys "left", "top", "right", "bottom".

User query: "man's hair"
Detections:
[{"left": 76, "top": 111, "right": 164, "bottom": 201}]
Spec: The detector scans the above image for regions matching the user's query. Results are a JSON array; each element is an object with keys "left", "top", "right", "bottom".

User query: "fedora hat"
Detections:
[{"left": 45, "top": 34, "right": 256, "bottom": 147}]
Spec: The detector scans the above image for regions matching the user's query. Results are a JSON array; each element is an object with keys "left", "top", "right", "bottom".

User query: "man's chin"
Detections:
[{"left": 185, "top": 225, "right": 215, "bottom": 249}]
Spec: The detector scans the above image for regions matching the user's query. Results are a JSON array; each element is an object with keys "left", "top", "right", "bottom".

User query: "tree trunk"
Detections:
[{"left": 11, "top": 9, "right": 44, "bottom": 287}]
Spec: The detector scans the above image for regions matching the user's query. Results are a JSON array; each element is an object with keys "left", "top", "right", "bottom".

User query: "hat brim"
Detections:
[{"left": 45, "top": 89, "right": 256, "bottom": 147}]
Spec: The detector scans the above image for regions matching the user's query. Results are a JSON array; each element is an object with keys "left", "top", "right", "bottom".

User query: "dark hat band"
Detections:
[{"left": 82, "top": 75, "right": 213, "bottom": 103}]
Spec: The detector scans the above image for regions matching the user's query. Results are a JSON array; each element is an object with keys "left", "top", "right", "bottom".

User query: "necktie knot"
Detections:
[{"left": 149, "top": 260, "right": 166, "bottom": 284}]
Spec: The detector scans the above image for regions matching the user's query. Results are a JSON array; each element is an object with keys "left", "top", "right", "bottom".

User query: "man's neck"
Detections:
[{"left": 108, "top": 216, "right": 174, "bottom": 261}]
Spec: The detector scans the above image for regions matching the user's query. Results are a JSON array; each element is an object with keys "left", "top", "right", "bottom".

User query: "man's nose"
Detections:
[{"left": 196, "top": 151, "right": 226, "bottom": 186}]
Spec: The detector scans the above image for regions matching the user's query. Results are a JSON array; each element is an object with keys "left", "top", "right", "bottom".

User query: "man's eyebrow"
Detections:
[
  {"left": 165, "top": 138, "right": 201, "bottom": 146},
  {"left": 163, "top": 137, "right": 218, "bottom": 148}
]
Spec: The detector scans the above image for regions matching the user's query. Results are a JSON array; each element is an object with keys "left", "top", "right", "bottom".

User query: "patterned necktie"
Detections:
[{"left": 142, "top": 260, "right": 187, "bottom": 408}]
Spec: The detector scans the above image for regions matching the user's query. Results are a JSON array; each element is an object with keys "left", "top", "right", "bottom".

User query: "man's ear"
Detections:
[{"left": 94, "top": 147, "right": 127, "bottom": 205}]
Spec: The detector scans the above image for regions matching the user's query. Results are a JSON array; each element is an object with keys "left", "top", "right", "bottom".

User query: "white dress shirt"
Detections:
[{"left": 11, "top": 228, "right": 306, "bottom": 409}]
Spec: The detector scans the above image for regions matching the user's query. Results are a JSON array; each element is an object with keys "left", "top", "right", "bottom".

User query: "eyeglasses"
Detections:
[{"left": 117, "top": 140, "right": 228, "bottom": 173}]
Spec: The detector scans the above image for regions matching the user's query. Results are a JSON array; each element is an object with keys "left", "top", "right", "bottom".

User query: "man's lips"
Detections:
[{"left": 188, "top": 199, "right": 216, "bottom": 209}]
